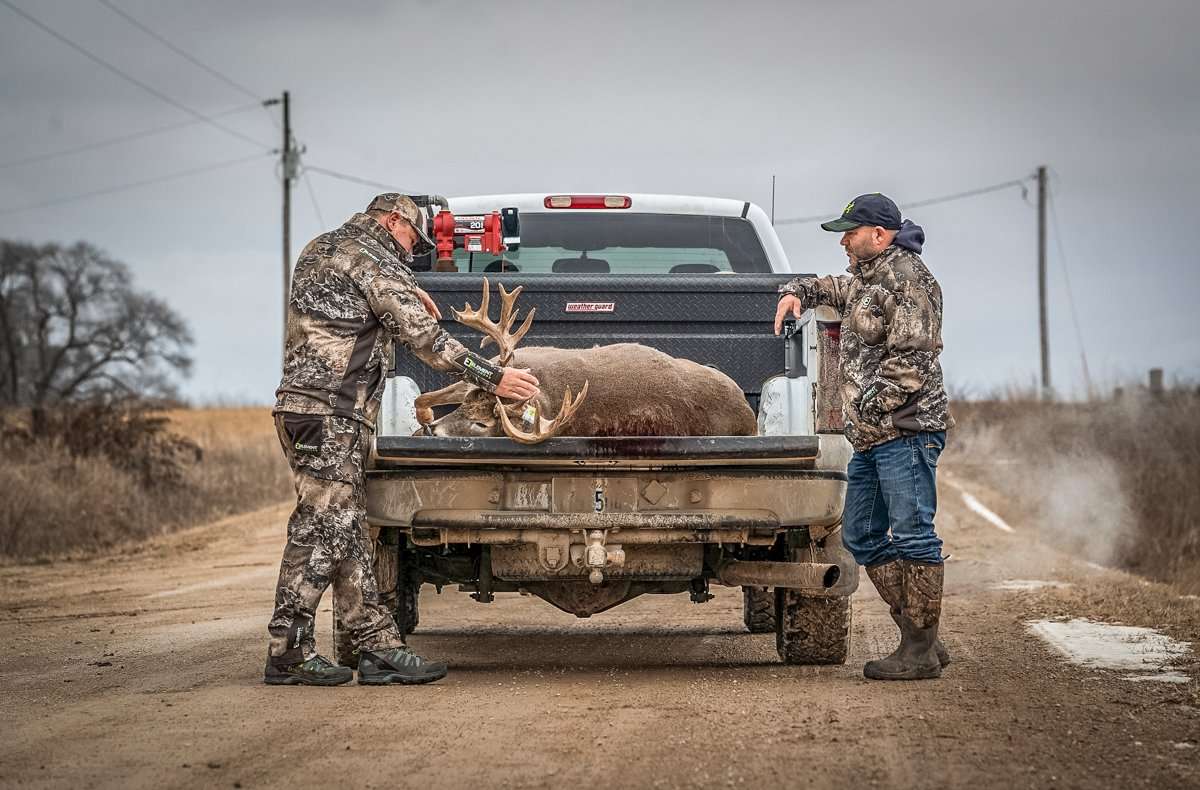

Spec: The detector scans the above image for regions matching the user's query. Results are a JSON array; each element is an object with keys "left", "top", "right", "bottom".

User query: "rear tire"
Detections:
[
  {"left": 742, "top": 586, "right": 776, "bottom": 633},
  {"left": 775, "top": 589, "right": 852, "bottom": 665}
]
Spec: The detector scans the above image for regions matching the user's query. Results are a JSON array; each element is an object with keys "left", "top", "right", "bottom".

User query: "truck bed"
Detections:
[{"left": 395, "top": 273, "right": 808, "bottom": 411}]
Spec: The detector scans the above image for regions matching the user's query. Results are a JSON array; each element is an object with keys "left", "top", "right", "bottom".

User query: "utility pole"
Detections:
[
  {"left": 264, "top": 92, "right": 298, "bottom": 359},
  {"left": 1037, "top": 165, "right": 1050, "bottom": 399},
  {"left": 281, "top": 91, "right": 296, "bottom": 358}
]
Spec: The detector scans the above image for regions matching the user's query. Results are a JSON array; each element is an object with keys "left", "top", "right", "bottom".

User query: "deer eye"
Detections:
[{"left": 472, "top": 421, "right": 491, "bottom": 430}]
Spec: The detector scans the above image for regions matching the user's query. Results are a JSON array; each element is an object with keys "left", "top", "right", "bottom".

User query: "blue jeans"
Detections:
[{"left": 842, "top": 432, "right": 945, "bottom": 566}]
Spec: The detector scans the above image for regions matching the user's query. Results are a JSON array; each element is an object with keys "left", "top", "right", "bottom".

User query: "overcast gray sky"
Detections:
[{"left": 2, "top": 0, "right": 1197, "bottom": 402}]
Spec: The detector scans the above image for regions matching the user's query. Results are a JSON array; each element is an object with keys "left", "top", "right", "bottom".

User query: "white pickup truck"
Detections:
[{"left": 348, "top": 193, "right": 856, "bottom": 666}]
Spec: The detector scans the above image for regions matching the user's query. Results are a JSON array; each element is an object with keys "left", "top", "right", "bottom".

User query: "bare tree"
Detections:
[{"left": 0, "top": 240, "right": 193, "bottom": 431}]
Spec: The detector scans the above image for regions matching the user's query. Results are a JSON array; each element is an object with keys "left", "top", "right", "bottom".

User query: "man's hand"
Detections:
[
  {"left": 774, "top": 294, "right": 805, "bottom": 335},
  {"left": 495, "top": 367, "right": 540, "bottom": 400},
  {"left": 414, "top": 287, "right": 442, "bottom": 320}
]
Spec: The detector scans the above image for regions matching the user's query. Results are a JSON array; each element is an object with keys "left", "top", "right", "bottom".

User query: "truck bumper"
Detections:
[
  {"left": 365, "top": 466, "right": 854, "bottom": 595},
  {"left": 366, "top": 468, "right": 846, "bottom": 532}
]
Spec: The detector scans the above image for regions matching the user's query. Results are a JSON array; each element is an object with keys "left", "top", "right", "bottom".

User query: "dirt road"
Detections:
[{"left": 2, "top": 464, "right": 1197, "bottom": 789}]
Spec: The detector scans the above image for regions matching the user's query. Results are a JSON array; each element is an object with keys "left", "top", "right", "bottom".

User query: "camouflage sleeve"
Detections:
[
  {"left": 861, "top": 280, "right": 942, "bottom": 418},
  {"left": 355, "top": 256, "right": 499, "bottom": 391},
  {"left": 778, "top": 275, "right": 853, "bottom": 310}
]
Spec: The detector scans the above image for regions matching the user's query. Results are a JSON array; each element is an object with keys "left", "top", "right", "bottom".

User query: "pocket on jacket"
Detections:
[{"left": 890, "top": 392, "right": 923, "bottom": 433}]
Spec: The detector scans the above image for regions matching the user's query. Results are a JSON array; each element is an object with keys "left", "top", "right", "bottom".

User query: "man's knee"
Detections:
[{"left": 842, "top": 524, "right": 896, "bottom": 566}]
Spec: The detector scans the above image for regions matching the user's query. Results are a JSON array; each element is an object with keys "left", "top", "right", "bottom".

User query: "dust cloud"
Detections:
[{"left": 945, "top": 418, "right": 1132, "bottom": 568}]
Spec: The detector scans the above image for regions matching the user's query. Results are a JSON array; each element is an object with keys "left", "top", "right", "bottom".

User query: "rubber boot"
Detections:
[
  {"left": 264, "top": 653, "right": 353, "bottom": 686},
  {"left": 357, "top": 646, "right": 448, "bottom": 685},
  {"left": 863, "top": 561, "right": 944, "bottom": 681},
  {"left": 866, "top": 560, "right": 950, "bottom": 668}
]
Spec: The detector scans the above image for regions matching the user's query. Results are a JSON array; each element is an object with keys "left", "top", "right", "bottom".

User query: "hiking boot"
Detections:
[
  {"left": 264, "top": 654, "right": 353, "bottom": 686},
  {"left": 357, "top": 646, "right": 448, "bottom": 685},
  {"left": 863, "top": 561, "right": 944, "bottom": 681},
  {"left": 866, "top": 559, "right": 950, "bottom": 669}
]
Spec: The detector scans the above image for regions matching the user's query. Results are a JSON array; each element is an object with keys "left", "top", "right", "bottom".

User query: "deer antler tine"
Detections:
[
  {"left": 559, "top": 381, "right": 589, "bottom": 426},
  {"left": 570, "top": 380, "right": 589, "bottom": 417},
  {"left": 509, "top": 309, "right": 536, "bottom": 353},
  {"left": 497, "top": 283, "right": 525, "bottom": 333},
  {"left": 452, "top": 275, "right": 533, "bottom": 368},
  {"left": 478, "top": 276, "right": 491, "bottom": 317}
]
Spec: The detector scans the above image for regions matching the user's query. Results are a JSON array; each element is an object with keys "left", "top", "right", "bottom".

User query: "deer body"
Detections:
[
  {"left": 426, "top": 343, "right": 757, "bottom": 438},
  {"left": 415, "top": 279, "right": 757, "bottom": 441}
]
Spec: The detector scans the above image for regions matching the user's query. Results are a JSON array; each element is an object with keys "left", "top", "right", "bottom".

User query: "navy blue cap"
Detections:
[{"left": 821, "top": 193, "right": 902, "bottom": 232}]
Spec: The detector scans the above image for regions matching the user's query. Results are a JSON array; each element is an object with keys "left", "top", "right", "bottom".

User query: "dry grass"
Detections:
[
  {"left": 946, "top": 390, "right": 1200, "bottom": 594},
  {"left": 0, "top": 406, "right": 290, "bottom": 560}
]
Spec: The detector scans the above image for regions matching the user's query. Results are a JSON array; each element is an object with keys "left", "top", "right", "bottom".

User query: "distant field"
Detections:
[
  {"left": 0, "top": 407, "right": 291, "bottom": 560},
  {"left": 946, "top": 392, "right": 1200, "bottom": 594},
  {"left": 164, "top": 407, "right": 278, "bottom": 443}
]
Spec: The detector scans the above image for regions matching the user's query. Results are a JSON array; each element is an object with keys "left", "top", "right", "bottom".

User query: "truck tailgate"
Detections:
[{"left": 372, "top": 435, "right": 820, "bottom": 469}]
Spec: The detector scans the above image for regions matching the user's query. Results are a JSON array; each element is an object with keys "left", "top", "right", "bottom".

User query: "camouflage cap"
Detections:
[{"left": 366, "top": 193, "right": 434, "bottom": 253}]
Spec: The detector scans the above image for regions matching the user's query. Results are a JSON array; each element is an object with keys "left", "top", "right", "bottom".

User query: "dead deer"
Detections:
[{"left": 415, "top": 279, "right": 757, "bottom": 443}]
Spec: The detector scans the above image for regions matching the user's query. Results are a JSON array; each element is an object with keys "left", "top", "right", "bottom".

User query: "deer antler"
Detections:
[
  {"left": 496, "top": 381, "right": 589, "bottom": 445},
  {"left": 414, "top": 380, "right": 474, "bottom": 425},
  {"left": 452, "top": 277, "right": 535, "bottom": 366}
]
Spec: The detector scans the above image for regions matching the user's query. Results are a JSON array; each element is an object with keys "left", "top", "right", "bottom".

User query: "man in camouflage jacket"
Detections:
[
  {"left": 775, "top": 193, "right": 953, "bottom": 681},
  {"left": 265, "top": 194, "right": 540, "bottom": 686}
]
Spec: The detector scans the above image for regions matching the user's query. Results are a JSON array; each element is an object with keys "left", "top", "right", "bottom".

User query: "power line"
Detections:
[
  {"left": 301, "top": 170, "right": 326, "bottom": 227},
  {"left": 96, "top": 0, "right": 263, "bottom": 101},
  {"left": 0, "top": 0, "right": 271, "bottom": 152},
  {"left": 774, "top": 175, "right": 1034, "bottom": 226},
  {"left": 95, "top": 0, "right": 280, "bottom": 131},
  {"left": 1047, "top": 183, "right": 1093, "bottom": 395},
  {"left": 0, "top": 152, "right": 271, "bottom": 216},
  {"left": 305, "top": 165, "right": 417, "bottom": 193},
  {"left": 0, "top": 102, "right": 262, "bottom": 170}
]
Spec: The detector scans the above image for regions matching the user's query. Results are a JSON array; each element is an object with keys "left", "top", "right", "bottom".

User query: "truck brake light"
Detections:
[{"left": 544, "top": 195, "right": 632, "bottom": 209}]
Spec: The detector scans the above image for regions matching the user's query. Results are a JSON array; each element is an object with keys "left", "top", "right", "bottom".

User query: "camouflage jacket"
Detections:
[
  {"left": 780, "top": 244, "right": 954, "bottom": 452},
  {"left": 274, "top": 213, "right": 478, "bottom": 427}
]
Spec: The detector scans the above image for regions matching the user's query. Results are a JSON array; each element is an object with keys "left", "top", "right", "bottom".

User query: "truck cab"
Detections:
[{"left": 356, "top": 193, "right": 855, "bottom": 667}]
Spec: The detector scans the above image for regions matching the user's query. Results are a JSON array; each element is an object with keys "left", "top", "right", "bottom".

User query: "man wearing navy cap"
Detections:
[{"left": 774, "top": 193, "right": 954, "bottom": 680}]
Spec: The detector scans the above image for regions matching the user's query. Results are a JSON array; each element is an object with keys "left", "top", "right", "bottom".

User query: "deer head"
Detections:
[{"left": 413, "top": 278, "right": 588, "bottom": 444}]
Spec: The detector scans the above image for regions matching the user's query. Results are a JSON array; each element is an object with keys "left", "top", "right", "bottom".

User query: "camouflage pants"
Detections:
[{"left": 267, "top": 413, "right": 403, "bottom": 663}]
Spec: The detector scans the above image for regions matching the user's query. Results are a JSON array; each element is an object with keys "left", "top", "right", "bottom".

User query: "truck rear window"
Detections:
[{"left": 418, "top": 212, "right": 771, "bottom": 274}]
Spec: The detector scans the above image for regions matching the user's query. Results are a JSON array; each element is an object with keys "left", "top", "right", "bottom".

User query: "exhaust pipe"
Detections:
[{"left": 716, "top": 560, "right": 840, "bottom": 590}]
